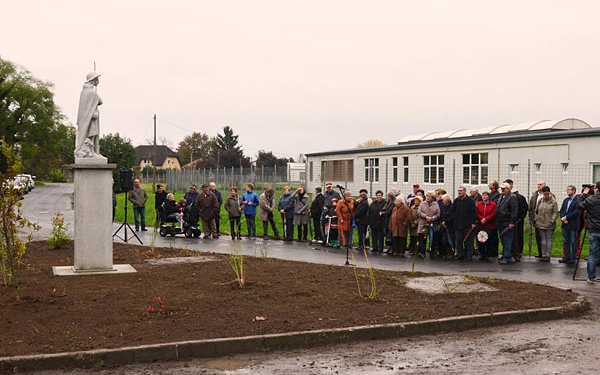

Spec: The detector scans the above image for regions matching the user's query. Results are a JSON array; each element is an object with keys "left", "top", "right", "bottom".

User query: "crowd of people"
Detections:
[{"left": 123, "top": 178, "right": 600, "bottom": 283}]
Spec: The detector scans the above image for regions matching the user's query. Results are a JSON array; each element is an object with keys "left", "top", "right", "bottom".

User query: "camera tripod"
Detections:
[
  {"left": 572, "top": 229, "right": 593, "bottom": 281},
  {"left": 113, "top": 190, "right": 143, "bottom": 244}
]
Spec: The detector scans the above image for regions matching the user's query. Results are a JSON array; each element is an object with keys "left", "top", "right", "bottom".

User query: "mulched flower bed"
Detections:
[{"left": 1, "top": 241, "right": 576, "bottom": 357}]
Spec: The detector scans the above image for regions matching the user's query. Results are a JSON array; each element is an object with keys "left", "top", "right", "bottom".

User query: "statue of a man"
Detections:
[{"left": 74, "top": 72, "right": 103, "bottom": 159}]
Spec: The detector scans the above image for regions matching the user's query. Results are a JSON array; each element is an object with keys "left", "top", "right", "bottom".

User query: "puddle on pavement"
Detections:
[
  {"left": 203, "top": 359, "right": 254, "bottom": 371},
  {"left": 145, "top": 256, "right": 216, "bottom": 265},
  {"left": 405, "top": 275, "right": 498, "bottom": 294}
]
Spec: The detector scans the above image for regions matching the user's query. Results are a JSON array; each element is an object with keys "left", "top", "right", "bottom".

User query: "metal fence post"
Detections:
[
  {"left": 452, "top": 159, "right": 456, "bottom": 197},
  {"left": 527, "top": 158, "right": 531, "bottom": 197},
  {"left": 385, "top": 159, "right": 388, "bottom": 195}
]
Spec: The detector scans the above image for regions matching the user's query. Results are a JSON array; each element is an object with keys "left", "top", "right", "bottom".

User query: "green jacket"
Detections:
[
  {"left": 128, "top": 188, "right": 148, "bottom": 209},
  {"left": 534, "top": 196, "right": 559, "bottom": 230}
]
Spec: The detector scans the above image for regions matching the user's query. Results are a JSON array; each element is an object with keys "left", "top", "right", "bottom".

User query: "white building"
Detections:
[
  {"left": 305, "top": 118, "right": 600, "bottom": 200},
  {"left": 287, "top": 162, "right": 306, "bottom": 183}
]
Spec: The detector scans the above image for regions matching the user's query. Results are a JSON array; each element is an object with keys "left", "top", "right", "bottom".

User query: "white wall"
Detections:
[{"left": 306, "top": 135, "right": 600, "bottom": 200}]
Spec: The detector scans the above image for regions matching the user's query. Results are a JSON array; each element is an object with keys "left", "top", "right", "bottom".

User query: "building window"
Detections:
[
  {"left": 534, "top": 162, "right": 542, "bottom": 172},
  {"left": 321, "top": 160, "right": 353, "bottom": 182},
  {"left": 403, "top": 156, "right": 409, "bottom": 183},
  {"left": 462, "top": 153, "right": 488, "bottom": 184},
  {"left": 309, "top": 161, "right": 313, "bottom": 181},
  {"left": 593, "top": 164, "right": 600, "bottom": 183},
  {"left": 509, "top": 163, "right": 519, "bottom": 173},
  {"left": 392, "top": 157, "right": 398, "bottom": 182},
  {"left": 561, "top": 162, "right": 569, "bottom": 173},
  {"left": 364, "top": 158, "right": 379, "bottom": 182},
  {"left": 423, "top": 155, "right": 444, "bottom": 184}
]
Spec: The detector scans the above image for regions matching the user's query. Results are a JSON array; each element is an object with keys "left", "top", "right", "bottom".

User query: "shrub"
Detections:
[
  {"left": 47, "top": 212, "right": 71, "bottom": 249},
  {"left": 0, "top": 140, "right": 40, "bottom": 299},
  {"left": 48, "top": 168, "right": 64, "bottom": 182}
]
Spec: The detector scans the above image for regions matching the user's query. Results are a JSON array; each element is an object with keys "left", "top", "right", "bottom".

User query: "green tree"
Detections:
[
  {"left": 256, "top": 150, "right": 290, "bottom": 168},
  {"left": 0, "top": 57, "right": 67, "bottom": 175},
  {"left": 99, "top": 133, "right": 136, "bottom": 191},
  {"left": 215, "top": 126, "right": 241, "bottom": 152},
  {"left": 176, "top": 132, "right": 217, "bottom": 169}
]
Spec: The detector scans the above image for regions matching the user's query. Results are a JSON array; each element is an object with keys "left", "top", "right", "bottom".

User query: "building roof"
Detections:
[
  {"left": 306, "top": 118, "right": 599, "bottom": 157},
  {"left": 135, "top": 145, "right": 180, "bottom": 166}
]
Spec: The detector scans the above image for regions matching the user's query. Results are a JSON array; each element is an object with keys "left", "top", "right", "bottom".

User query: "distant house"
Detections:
[
  {"left": 287, "top": 162, "right": 306, "bottom": 182},
  {"left": 135, "top": 145, "right": 181, "bottom": 170}
]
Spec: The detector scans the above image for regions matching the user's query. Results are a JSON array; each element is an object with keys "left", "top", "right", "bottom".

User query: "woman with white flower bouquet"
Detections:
[{"left": 476, "top": 191, "right": 498, "bottom": 260}]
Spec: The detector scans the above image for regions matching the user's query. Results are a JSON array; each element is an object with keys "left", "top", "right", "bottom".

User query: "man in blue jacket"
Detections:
[
  {"left": 559, "top": 185, "right": 580, "bottom": 264},
  {"left": 242, "top": 183, "right": 259, "bottom": 239}
]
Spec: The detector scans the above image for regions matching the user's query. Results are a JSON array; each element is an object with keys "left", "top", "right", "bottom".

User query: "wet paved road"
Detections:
[{"left": 22, "top": 184, "right": 600, "bottom": 374}]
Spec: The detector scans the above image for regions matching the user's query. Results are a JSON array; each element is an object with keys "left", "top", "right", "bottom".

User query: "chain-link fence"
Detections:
[
  {"left": 165, "top": 166, "right": 307, "bottom": 192},
  {"left": 310, "top": 160, "right": 599, "bottom": 201}
]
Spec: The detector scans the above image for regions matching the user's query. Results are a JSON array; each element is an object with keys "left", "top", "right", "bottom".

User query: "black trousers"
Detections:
[
  {"left": 283, "top": 217, "right": 294, "bottom": 241},
  {"left": 229, "top": 217, "right": 241, "bottom": 238},
  {"left": 513, "top": 219, "right": 525, "bottom": 258},
  {"left": 214, "top": 209, "right": 221, "bottom": 233},
  {"left": 262, "top": 215, "right": 279, "bottom": 237},
  {"left": 311, "top": 216, "right": 322, "bottom": 240},
  {"left": 371, "top": 228, "right": 384, "bottom": 252},
  {"left": 391, "top": 236, "right": 407, "bottom": 254},
  {"left": 297, "top": 224, "right": 308, "bottom": 241}
]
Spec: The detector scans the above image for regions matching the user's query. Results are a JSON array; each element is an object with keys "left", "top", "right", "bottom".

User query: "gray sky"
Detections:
[{"left": 2, "top": 0, "right": 599, "bottom": 159}]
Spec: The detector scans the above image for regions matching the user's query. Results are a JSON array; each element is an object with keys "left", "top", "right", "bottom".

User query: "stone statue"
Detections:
[{"left": 74, "top": 72, "right": 104, "bottom": 160}]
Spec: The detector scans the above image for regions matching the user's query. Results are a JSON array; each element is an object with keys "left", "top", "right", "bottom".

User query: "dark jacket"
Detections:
[
  {"left": 323, "top": 190, "right": 341, "bottom": 206},
  {"left": 195, "top": 191, "right": 219, "bottom": 220},
  {"left": 529, "top": 190, "right": 543, "bottom": 222},
  {"left": 162, "top": 199, "right": 178, "bottom": 216},
  {"left": 354, "top": 199, "right": 369, "bottom": 225},
  {"left": 577, "top": 191, "right": 600, "bottom": 233},
  {"left": 155, "top": 190, "right": 167, "bottom": 210},
  {"left": 496, "top": 191, "right": 519, "bottom": 224},
  {"left": 380, "top": 200, "right": 395, "bottom": 230},
  {"left": 310, "top": 193, "right": 324, "bottom": 218},
  {"left": 211, "top": 189, "right": 222, "bottom": 208},
  {"left": 560, "top": 195, "right": 581, "bottom": 231},
  {"left": 368, "top": 199, "right": 387, "bottom": 229},
  {"left": 489, "top": 189, "right": 500, "bottom": 204},
  {"left": 441, "top": 202, "right": 453, "bottom": 229},
  {"left": 224, "top": 195, "right": 243, "bottom": 218},
  {"left": 451, "top": 196, "right": 477, "bottom": 230},
  {"left": 513, "top": 191, "right": 529, "bottom": 221},
  {"left": 278, "top": 193, "right": 295, "bottom": 218},
  {"left": 185, "top": 191, "right": 199, "bottom": 213}
]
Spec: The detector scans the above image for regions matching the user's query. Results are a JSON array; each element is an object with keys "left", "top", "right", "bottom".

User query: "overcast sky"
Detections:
[{"left": 2, "top": 0, "right": 599, "bottom": 159}]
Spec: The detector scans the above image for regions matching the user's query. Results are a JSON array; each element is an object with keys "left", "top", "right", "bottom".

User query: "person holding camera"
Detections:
[{"left": 577, "top": 182, "right": 600, "bottom": 284}]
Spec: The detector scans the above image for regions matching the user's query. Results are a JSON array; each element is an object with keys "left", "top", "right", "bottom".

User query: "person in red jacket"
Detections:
[{"left": 476, "top": 191, "right": 498, "bottom": 260}]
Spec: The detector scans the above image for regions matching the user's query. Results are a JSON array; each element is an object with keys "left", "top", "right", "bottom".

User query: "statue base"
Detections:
[
  {"left": 52, "top": 162, "right": 136, "bottom": 276},
  {"left": 75, "top": 156, "right": 107, "bottom": 164}
]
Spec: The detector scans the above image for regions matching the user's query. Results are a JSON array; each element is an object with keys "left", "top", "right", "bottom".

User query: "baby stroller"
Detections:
[{"left": 159, "top": 202, "right": 201, "bottom": 238}]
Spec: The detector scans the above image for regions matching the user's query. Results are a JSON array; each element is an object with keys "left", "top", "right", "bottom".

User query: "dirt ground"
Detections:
[{"left": 1, "top": 241, "right": 577, "bottom": 357}]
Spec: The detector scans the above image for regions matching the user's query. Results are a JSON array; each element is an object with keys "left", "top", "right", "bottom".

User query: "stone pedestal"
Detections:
[{"left": 53, "top": 162, "right": 136, "bottom": 276}]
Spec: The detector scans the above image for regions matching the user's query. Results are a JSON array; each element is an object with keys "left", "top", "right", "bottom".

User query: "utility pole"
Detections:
[{"left": 152, "top": 114, "right": 157, "bottom": 193}]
